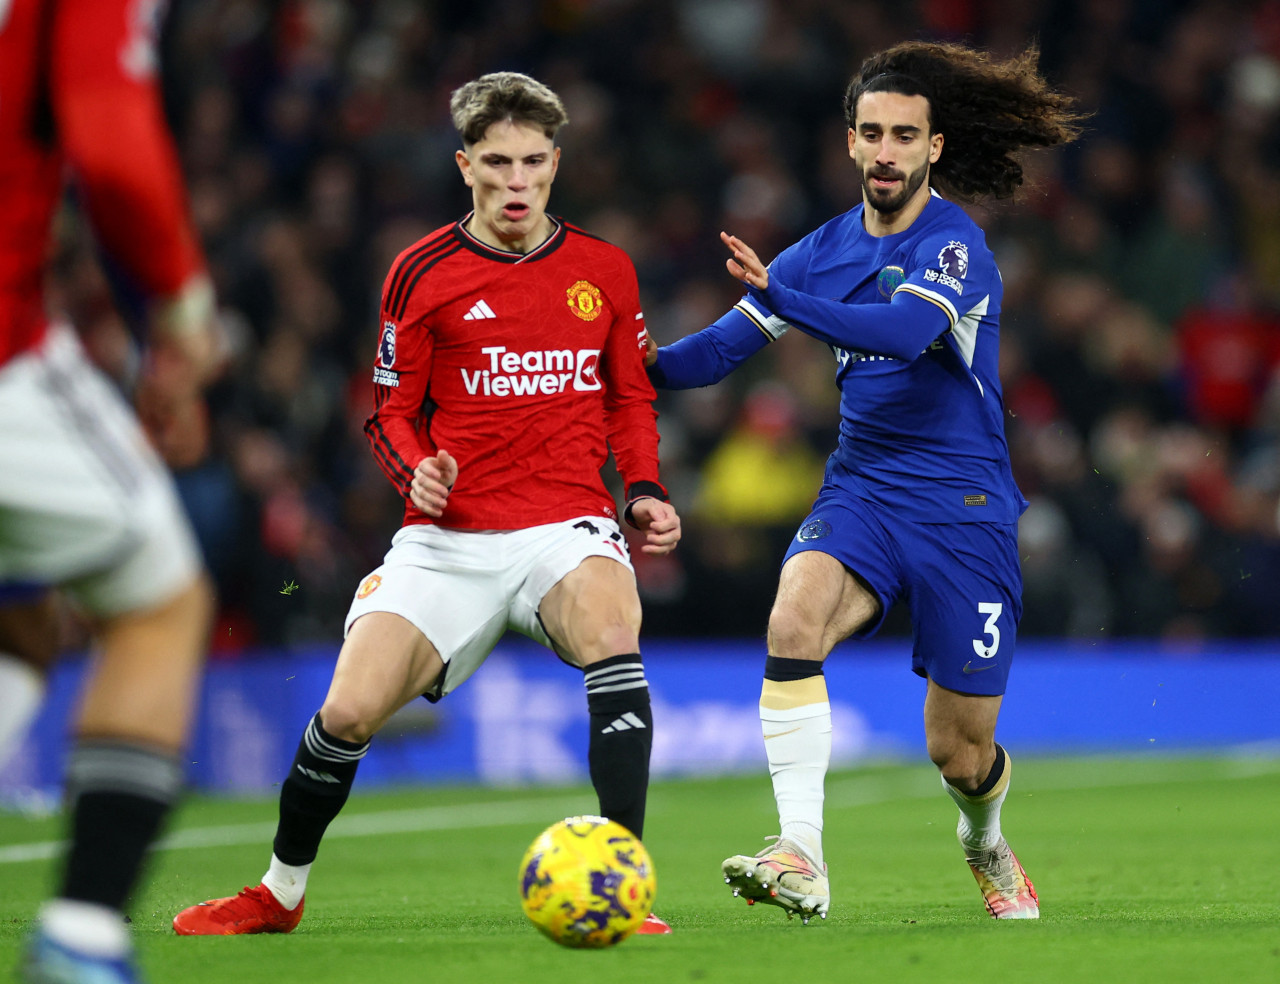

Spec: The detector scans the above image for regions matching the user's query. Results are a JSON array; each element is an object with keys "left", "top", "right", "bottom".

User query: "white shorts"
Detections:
[
  {"left": 0, "top": 326, "right": 202, "bottom": 615},
  {"left": 344, "top": 516, "right": 635, "bottom": 700}
]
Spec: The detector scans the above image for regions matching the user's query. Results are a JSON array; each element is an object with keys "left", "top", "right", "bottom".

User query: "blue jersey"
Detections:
[{"left": 651, "top": 192, "right": 1026, "bottom": 524}]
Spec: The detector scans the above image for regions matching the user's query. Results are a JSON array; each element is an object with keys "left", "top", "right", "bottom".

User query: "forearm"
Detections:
[
  {"left": 755, "top": 279, "right": 948, "bottom": 362},
  {"left": 648, "top": 307, "right": 774, "bottom": 389}
]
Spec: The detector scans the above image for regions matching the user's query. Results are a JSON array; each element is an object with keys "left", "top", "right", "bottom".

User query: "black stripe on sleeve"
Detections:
[{"left": 385, "top": 231, "right": 456, "bottom": 323}]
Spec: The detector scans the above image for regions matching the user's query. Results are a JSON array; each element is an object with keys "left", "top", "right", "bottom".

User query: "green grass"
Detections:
[{"left": 3, "top": 756, "right": 1279, "bottom": 983}]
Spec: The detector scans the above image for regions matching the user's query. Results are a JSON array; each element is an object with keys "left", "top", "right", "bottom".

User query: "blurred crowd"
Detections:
[{"left": 51, "top": 0, "right": 1280, "bottom": 649}]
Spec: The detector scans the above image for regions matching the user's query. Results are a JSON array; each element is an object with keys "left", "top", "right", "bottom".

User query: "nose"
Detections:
[
  {"left": 875, "top": 142, "right": 896, "bottom": 167},
  {"left": 508, "top": 164, "right": 530, "bottom": 190}
]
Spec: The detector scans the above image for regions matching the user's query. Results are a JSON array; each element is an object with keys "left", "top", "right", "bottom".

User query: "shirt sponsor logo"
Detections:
[
  {"left": 461, "top": 346, "right": 602, "bottom": 397},
  {"left": 566, "top": 280, "right": 603, "bottom": 321},
  {"left": 834, "top": 346, "right": 896, "bottom": 367}
]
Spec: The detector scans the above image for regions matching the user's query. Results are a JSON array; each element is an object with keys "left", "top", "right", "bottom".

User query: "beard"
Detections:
[{"left": 861, "top": 159, "right": 930, "bottom": 215}]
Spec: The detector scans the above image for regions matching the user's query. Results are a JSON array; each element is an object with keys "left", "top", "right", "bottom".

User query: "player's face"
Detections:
[
  {"left": 456, "top": 121, "right": 560, "bottom": 253},
  {"left": 850, "top": 91, "right": 943, "bottom": 218}
]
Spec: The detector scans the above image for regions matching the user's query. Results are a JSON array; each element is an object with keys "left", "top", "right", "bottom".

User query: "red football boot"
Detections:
[
  {"left": 633, "top": 912, "right": 672, "bottom": 935},
  {"left": 173, "top": 884, "right": 304, "bottom": 935}
]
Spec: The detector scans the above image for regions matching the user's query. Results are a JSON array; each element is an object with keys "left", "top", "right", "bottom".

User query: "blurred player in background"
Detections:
[
  {"left": 172, "top": 71, "right": 681, "bottom": 938},
  {"left": 647, "top": 42, "right": 1082, "bottom": 923},
  {"left": 0, "top": 0, "right": 219, "bottom": 980}
]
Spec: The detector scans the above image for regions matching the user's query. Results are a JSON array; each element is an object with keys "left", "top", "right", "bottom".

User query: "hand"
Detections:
[
  {"left": 410, "top": 450, "right": 458, "bottom": 517},
  {"left": 721, "top": 231, "right": 769, "bottom": 290},
  {"left": 628, "top": 498, "right": 682, "bottom": 555},
  {"left": 643, "top": 331, "right": 658, "bottom": 368}
]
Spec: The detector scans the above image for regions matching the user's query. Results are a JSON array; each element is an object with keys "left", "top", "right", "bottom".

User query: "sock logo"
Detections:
[
  {"left": 296, "top": 764, "right": 340, "bottom": 784},
  {"left": 601, "top": 712, "right": 647, "bottom": 734}
]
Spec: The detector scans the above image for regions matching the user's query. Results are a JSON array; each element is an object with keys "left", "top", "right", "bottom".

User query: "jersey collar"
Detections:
[{"left": 453, "top": 213, "right": 567, "bottom": 263}]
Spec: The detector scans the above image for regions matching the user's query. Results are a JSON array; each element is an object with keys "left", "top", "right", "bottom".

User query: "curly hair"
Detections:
[
  {"left": 843, "top": 42, "right": 1086, "bottom": 201},
  {"left": 450, "top": 72, "right": 569, "bottom": 147}
]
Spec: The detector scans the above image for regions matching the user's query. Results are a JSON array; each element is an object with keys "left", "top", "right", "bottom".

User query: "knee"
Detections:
[
  {"left": 318, "top": 700, "right": 377, "bottom": 745},
  {"left": 766, "top": 602, "right": 822, "bottom": 660}
]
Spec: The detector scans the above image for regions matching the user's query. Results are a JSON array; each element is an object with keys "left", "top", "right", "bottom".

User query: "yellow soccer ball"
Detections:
[{"left": 517, "top": 815, "right": 656, "bottom": 948}]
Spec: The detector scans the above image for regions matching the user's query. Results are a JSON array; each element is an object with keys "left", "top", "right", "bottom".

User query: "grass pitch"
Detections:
[{"left": 2, "top": 755, "right": 1278, "bottom": 984}]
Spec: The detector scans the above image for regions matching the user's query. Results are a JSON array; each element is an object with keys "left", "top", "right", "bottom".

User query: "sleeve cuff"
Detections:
[{"left": 623, "top": 481, "right": 669, "bottom": 528}]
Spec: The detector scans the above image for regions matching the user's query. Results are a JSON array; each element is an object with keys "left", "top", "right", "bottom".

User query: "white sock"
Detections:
[
  {"left": 38, "top": 899, "right": 129, "bottom": 958},
  {"left": 0, "top": 654, "right": 45, "bottom": 773},
  {"left": 760, "top": 676, "right": 831, "bottom": 865},
  {"left": 262, "top": 854, "right": 310, "bottom": 910},
  {"left": 942, "top": 745, "right": 1011, "bottom": 853}
]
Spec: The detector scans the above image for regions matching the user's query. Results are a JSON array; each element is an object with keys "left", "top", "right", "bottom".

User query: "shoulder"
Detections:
[
  {"left": 908, "top": 197, "right": 994, "bottom": 270},
  {"left": 381, "top": 222, "right": 465, "bottom": 318},
  {"left": 559, "top": 218, "right": 639, "bottom": 284}
]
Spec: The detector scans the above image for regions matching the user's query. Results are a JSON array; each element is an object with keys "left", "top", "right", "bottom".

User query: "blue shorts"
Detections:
[{"left": 782, "top": 488, "right": 1022, "bottom": 696}]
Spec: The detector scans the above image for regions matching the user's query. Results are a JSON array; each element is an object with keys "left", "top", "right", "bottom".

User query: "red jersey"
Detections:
[
  {"left": 0, "top": 0, "right": 205, "bottom": 364},
  {"left": 365, "top": 215, "right": 665, "bottom": 530}
]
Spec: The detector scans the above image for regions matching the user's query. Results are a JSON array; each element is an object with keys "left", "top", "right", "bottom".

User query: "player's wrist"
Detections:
[{"left": 623, "top": 481, "right": 669, "bottom": 528}]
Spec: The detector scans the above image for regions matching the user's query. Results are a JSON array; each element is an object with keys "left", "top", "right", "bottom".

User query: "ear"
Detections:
[
  {"left": 847, "top": 127, "right": 856, "bottom": 160},
  {"left": 549, "top": 145, "right": 561, "bottom": 180},
  {"left": 456, "top": 149, "right": 475, "bottom": 187},
  {"left": 930, "top": 132, "right": 944, "bottom": 165}
]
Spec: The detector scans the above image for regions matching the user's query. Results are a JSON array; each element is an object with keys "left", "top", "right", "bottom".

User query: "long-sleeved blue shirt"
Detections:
[{"left": 650, "top": 192, "right": 1026, "bottom": 524}]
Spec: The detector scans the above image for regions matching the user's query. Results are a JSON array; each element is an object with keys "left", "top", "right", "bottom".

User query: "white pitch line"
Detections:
[
  {"left": 4, "top": 756, "right": 1277, "bottom": 866},
  {"left": 0, "top": 794, "right": 594, "bottom": 866}
]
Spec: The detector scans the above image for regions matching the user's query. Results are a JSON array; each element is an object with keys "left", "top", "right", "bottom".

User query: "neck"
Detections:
[
  {"left": 862, "top": 186, "right": 932, "bottom": 237},
  {"left": 465, "top": 214, "right": 555, "bottom": 255}
]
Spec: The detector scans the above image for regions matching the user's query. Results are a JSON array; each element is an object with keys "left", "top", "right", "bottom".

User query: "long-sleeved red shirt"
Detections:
[
  {"left": 364, "top": 216, "right": 665, "bottom": 529},
  {"left": 0, "top": 0, "right": 205, "bottom": 364}
]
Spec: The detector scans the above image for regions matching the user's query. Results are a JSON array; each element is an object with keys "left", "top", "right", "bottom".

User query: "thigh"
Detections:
[
  {"left": 510, "top": 515, "right": 638, "bottom": 665},
  {"left": 778, "top": 492, "right": 906, "bottom": 650},
  {"left": 323, "top": 611, "right": 447, "bottom": 738},
  {"left": 770, "top": 551, "right": 878, "bottom": 659},
  {"left": 343, "top": 526, "right": 512, "bottom": 700},
  {"left": 535, "top": 555, "right": 641, "bottom": 667},
  {"left": 903, "top": 521, "right": 1022, "bottom": 696}
]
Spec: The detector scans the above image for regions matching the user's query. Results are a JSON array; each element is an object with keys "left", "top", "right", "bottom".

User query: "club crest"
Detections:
[{"left": 567, "top": 280, "right": 603, "bottom": 321}]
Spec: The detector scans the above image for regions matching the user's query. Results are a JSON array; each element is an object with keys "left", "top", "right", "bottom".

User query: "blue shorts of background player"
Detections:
[{"left": 784, "top": 480, "right": 1021, "bottom": 698}]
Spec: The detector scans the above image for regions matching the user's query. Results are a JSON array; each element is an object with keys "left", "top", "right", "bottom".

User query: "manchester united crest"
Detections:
[
  {"left": 356, "top": 574, "right": 382, "bottom": 599},
  {"left": 566, "top": 280, "right": 603, "bottom": 321}
]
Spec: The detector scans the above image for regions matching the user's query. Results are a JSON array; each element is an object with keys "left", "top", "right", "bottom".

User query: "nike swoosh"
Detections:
[
  {"left": 763, "top": 727, "right": 802, "bottom": 740},
  {"left": 962, "top": 662, "right": 997, "bottom": 674}
]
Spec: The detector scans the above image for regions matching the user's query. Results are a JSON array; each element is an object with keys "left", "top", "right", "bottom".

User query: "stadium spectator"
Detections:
[
  {"left": 0, "top": 0, "right": 219, "bottom": 980},
  {"left": 33, "top": 0, "right": 1280, "bottom": 647}
]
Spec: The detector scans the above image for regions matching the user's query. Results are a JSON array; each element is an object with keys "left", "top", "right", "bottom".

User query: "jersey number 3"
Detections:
[{"left": 972, "top": 602, "right": 1003, "bottom": 659}]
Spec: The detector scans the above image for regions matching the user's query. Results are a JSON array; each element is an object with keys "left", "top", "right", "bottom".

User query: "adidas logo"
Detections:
[
  {"left": 601, "top": 712, "right": 647, "bottom": 734},
  {"left": 463, "top": 299, "right": 497, "bottom": 320},
  {"left": 296, "top": 764, "right": 340, "bottom": 784}
]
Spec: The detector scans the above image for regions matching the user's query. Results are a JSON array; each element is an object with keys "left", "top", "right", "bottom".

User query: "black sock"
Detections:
[
  {"left": 60, "top": 740, "right": 184, "bottom": 910},
  {"left": 273, "top": 712, "right": 369, "bottom": 866},
  {"left": 584, "top": 654, "right": 652, "bottom": 840},
  {"left": 764, "top": 655, "right": 824, "bottom": 681},
  {"left": 969, "top": 743, "right": 1007, "bottom": 797}
]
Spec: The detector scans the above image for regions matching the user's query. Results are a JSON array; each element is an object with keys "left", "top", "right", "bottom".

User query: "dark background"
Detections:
[{"left": 54, "top": 0, "right": 1280, "bottom": 651}]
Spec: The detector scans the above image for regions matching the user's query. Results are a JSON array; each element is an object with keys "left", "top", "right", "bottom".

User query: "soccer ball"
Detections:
[{"left": 518, "top": 815, "right": 656, "bottom": 948}]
